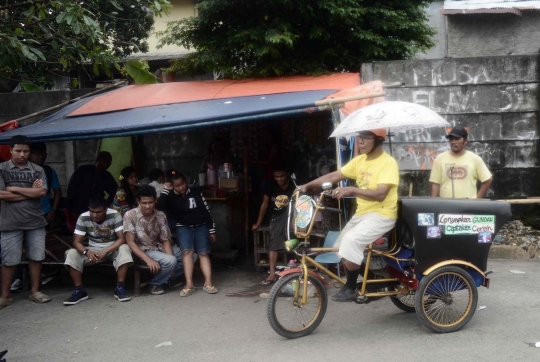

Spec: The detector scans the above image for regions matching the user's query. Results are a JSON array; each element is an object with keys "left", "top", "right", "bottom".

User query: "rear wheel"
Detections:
[
  {"left": 390, "top": 289, "right": 416, "bottom": 313},
  {"left": 267, "top": 272, "right": 328, "bottom": 339},
  {"left": 414, "top": 266, "right": 478, "bottom": 333}
]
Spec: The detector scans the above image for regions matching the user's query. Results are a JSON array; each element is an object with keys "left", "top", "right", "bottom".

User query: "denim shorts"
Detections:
[
  {"left": 176, "top": 225, "right": 211, "bottom": 255},
  {"left": 0, "top": 228, "right": 46, "bottom": 266}
]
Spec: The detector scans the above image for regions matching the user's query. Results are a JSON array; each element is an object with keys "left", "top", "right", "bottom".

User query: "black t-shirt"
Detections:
[{"left": 264, "top": 180, "right": 296, "bottom": 216}]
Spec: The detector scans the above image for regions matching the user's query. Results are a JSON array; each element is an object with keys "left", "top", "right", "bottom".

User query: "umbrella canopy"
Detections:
[{"left": 330, "top": 101, "right": 450, "bottom": 138}]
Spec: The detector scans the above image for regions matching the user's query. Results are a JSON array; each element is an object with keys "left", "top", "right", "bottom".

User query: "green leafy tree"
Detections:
[
  {"left": 0, "top": 0, "right": 170, "bottom": 90},
  {"left": 157, "top": 0, "right": 436, "bottom": 78}
]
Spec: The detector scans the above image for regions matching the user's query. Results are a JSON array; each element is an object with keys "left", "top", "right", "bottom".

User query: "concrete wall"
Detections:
[
  {"left": 361, "top": 55, "right": 540, "bottom": 198},
  {"left": 0, "top": 89, "right": 98, "bottom": 192},
  {"left": 142, "top": 0, "right": 195, "bottom": 55},
  {"left": 417, "top": 2, "right": 446, "bottom": 59},
  {"left": 447, "top": 12, "right": 540, "bottom": 57}
]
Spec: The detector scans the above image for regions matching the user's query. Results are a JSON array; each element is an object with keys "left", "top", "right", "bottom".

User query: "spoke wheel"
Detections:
[
  {"left": 415, "top": 266, "right": 478, "bottom": 333},
  {"left": 390, "top": 289, "right": 416, "bottom": 313},
  {"left": 267, "top": 272, "right": 327, "bottom": 339}
]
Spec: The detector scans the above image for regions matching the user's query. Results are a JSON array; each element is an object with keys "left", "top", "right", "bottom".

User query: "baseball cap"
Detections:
[
  {"left": 446, "top": 126, "right": 468, "bottom": 139},
  {"left": 359, "top": 128, "right": 387, "bottom": 140}
]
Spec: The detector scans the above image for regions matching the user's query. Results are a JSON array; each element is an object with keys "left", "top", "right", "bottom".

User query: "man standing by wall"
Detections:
[
  {"left": 430, "top": 126, "right": 492, "bottom": 198},
  {"left": 0, "top": 136, "right": 50, "bottom": 308}
]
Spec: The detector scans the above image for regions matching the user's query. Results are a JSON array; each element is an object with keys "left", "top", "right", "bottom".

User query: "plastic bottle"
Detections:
[
  {"left": 207, "top": 164, "right": 216, "bottom": 186},
  {"left": 287, "top": 259, "right": 297, "bottom": 269}
]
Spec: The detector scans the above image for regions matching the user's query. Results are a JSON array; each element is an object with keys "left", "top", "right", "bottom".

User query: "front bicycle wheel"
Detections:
[
  {"left": 414, "top": 265, "right": 478, "bottom": 333},
  {"left": 267, "top": 272, "right": 328, "bottom": 339}
]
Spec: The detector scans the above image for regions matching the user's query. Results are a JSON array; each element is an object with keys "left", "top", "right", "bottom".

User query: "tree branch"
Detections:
[{"left": 0, "top": 0, "right": 47, "bottom": 11}]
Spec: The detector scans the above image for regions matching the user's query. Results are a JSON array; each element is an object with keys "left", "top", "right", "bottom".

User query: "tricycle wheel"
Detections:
[
  {"left": 414, "top": 265, "right": 478, "bottom": 333},
  {"left": 390, "top": 290, "right": 416, "bottom": 313},
  {"left": 267, "top": 272, "right": 327, "bottom": 339}
]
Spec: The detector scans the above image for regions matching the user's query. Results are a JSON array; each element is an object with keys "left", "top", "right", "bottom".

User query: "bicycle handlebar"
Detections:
[{"left": 324, "top": 207, "right": 342, "bottom": 214}]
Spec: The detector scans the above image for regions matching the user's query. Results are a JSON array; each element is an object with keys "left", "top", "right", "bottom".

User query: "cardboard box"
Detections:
[{"left": 219, "top": 178, "right": 239, "bottom": 190}]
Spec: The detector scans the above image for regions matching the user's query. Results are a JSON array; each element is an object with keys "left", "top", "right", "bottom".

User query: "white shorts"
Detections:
[{"left": 334, "top": 213, "right": 396, "bottom": 265}]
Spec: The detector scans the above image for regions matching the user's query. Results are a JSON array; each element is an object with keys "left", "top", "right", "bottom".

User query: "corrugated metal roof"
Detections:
[{"left": 443, "top": 0, "right": 540, "bottom": 14}]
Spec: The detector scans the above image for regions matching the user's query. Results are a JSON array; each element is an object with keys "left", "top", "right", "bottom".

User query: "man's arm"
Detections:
[
  {"left": 0, "top": 190, "right": 27, "bottom": 201},
  {"left": 430, "top": 183, "right": 441, "bottom": 197},
  {"left": 477, "top": 178, "right": 492, "bottom": 198},
  {"left": 6, "top": 178, "right": 46, "bottom": 198},
  {"left": 105, "top": 172, "right": 119, "bottom": 205},
  {"left": 300, "top": 171, "right": 347, "bottom": 193},
  {"left": 97, "top": 230, "right": 126, "bottom": 259},
  {"left": 252, "top": 194, "right": 270, "bottom": 230},
  {"left": 335, "top": 183, "right": 392, "bottom": 202},
  {"left": 124, "top": 232, "right": 161, "bottom": 274},
  {"left": 161, "top": 238, "right": 173, "bottom": 255}
]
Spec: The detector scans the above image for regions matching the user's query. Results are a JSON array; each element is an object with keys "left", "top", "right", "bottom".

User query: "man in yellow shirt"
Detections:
[
  {"left": 299, "top": 129, "right": 399, "bottom": 302},
  {"left": 430, "top": 126, "right": 492, "bottom": 198}
]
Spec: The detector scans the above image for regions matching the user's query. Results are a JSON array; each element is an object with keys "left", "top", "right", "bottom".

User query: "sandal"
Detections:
[
  {"left": 179, "top": 288, "right": 195, "bottom": 297},
  {"left": 203, "top": 285, "right": 218, "bottom": 294},
  {"left": 258, "top": 279, "right": 276, "bottom": 287},
  {"left": 29, "top": 292, "right": 51, "bottom": 304},
  {"left": 0, "top": 298, "right": 13, "bottom": 309}
]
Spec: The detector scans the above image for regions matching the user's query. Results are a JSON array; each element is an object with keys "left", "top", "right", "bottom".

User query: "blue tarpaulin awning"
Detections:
[{"left": 0, "top": 73, "right": 362, "bottom": 143}]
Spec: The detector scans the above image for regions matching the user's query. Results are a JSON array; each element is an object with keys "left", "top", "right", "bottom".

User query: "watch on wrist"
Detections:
[{"left": 83, "top": 249, "right": 88, "bottom": 256}]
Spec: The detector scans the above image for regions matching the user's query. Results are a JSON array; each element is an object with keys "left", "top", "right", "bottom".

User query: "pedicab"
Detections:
[
  {"left": 266, "top": 185, "right": 511, "bottom": 339},
  {"left": 265, "top": 101, "right": 512, "bottom": 339}
]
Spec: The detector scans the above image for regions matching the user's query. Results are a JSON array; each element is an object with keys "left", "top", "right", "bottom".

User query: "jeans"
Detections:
[
  {"left": 176, "top": 225, "right": 211, "bottom": 255},
  {"left": 144, "top": 245, "right": 184, "bottom": 286},
  {"left": 0, "top": 228, "right": 46, "bottom": 266}
]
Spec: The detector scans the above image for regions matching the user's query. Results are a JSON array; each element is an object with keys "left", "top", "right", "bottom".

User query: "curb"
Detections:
[{"left": 489, "top": 244, "right": 539, "bottom": 260}]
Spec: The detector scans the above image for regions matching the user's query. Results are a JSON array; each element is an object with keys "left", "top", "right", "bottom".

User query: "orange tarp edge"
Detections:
[
  {"left": 69, "top": 73, "right": 360, "bottom": 117},
  {"left": 325, "top": 80, "right": 385, "bottom": 117}
]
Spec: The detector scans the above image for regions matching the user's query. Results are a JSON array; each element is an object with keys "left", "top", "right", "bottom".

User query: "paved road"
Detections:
[{"left": 1, "top": 259, "right": 539, "bottom": 362}]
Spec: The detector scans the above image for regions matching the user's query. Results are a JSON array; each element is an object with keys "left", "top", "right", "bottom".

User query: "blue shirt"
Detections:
[{"left": 41, "top": 167, "right": 60, "bottom": 214}]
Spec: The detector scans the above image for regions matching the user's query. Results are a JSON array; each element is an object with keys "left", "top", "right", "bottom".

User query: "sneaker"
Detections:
[
  {"left": 149, "top": 285, "right": 165, "bottom": 295},
  {"left": 63, "top": 289, "right": 88, "bottom": 305},
  {"left": 331, "top": 285, "right": 357, "bottom": 302},
  {"left": 10, "top": 279, "right": 22, "bottom": 292},
  {"left": 114, "top": 287, "right": 132, "bottom": 302}
]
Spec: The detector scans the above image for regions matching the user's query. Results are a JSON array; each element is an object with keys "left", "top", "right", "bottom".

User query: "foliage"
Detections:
[
  {"left": 123, "top": 59, "right": 157, "bottom": 84},
  {"left": 0, "top": 0, "right": 170, "bottom": 87},
  {"left": 157, "top": 0, "right": 436, "bottom": 79}
]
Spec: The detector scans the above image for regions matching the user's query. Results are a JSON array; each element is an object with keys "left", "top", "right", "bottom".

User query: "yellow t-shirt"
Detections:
[
  {"left": 429, "top": 150, "right": 492, "bottom": 199},
  {"left": 341, "top": 152, "right": 399, "bottom": 219}
]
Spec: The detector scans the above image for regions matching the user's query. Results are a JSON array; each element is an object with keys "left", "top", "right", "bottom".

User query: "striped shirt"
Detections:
[{"left": 74, "top": 208, "right": 123, "bottom": 248}]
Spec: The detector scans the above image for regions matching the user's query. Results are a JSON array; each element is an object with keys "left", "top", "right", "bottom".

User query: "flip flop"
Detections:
[
  {"left": 202, "top": 285, "right": 218, "bottom": 294},
  {"left": 258, "top": 279, "right": 276, "bottom": 287},
  {"left": 179, "top": 288, "right": 195, "bottom": 297},
  {"left": 29, "top": 292, "right": 51, "bottom": 303},
  {"left": 0, "top": 298, "right": 13, "bottom": 309}
]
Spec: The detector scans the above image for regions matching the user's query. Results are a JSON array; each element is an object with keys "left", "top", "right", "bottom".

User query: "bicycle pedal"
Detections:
[{"left": 354, "top": 295, "right": 370, "bottom": 304}]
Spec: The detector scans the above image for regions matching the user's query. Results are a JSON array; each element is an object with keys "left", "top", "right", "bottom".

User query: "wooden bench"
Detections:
[{"left": 1, "top": 231, "right": 151, "bottom": 297}]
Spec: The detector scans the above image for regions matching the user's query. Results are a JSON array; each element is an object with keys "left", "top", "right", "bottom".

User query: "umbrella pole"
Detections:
[{"left": 387, "top": 128, "right": 393, "bottom": 156}]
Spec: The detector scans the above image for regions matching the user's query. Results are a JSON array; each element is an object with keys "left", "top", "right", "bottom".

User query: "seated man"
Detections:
[
  {"left": 64, "top": 198, "right": 133, "bottom": 305},
  {"left": 123, "top": 185, "right": 184, "bottom": 295},
  {"left": 299, "top": 129, "right": 399, "bottom": 302}
]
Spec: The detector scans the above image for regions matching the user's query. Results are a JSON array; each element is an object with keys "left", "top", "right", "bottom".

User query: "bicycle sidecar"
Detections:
[{"left": 390, "top": 197, "right": 511, "bottom": 333}]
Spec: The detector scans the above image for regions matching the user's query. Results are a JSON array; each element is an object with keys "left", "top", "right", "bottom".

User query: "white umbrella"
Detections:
[{"left": 330, "top": 101, "right": 450, "bottom": 138}]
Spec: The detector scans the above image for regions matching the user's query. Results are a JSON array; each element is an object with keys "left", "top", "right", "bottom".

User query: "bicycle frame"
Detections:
[{"left": 287, "top": 189, "right": 411, "bottom": 305}]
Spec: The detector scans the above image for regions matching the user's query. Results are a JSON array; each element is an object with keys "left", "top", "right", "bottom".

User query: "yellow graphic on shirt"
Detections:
[
  {"left": 357, "top": 171, "right": 373, "bottom": 189},
  {"left": 274, "top": 195, "right": 289, "bottom": 209}
]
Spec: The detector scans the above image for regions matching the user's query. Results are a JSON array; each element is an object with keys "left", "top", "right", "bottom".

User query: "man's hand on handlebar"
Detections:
[
  {"left": 296, "top": 184, "right": 310, "bottom": 193},
  {"left": 332, "top": 187, "right": 355, "bottom": 200},
  {"left": 252, "top": 223, "right": 261, "bottom": 230}
]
